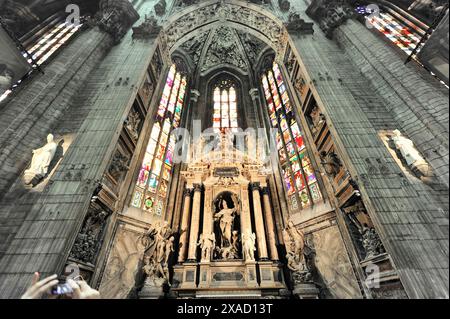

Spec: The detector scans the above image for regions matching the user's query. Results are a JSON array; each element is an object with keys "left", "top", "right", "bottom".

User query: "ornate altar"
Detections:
[{"left": 172, "top": 132, "right": 286, "bottom": 298}]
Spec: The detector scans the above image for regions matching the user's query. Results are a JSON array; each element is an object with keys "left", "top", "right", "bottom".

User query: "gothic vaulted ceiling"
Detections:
[{"left": 178, "top": 25, "right": 270, "bottom": 76}]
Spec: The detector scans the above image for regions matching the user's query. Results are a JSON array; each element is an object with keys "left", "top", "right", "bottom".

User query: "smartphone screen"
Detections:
[{"left": 51, "top": 283, "right": 73, "bottom": 295}]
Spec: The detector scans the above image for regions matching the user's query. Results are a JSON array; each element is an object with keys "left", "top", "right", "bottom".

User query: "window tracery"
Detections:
[
  {"left": 131, "top": 64, "right": 188, "bottom": 215},
  {"left": 261, "top": 62, "right": 322, "bottom": 210}
]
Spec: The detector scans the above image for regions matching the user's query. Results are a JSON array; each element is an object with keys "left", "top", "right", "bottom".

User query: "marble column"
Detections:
[
  {"left": 261, "top": 187, "right": 279, "bottom": 261},
  {"left": 201, "top": 187, "right": 213, "bottom": 243},
  {"left": 250, "top": 183, "right": 268, "bottom": 260},
  {"left": 187, "top": 183, "right": 202, "bottom": 261},
  {"left": 178, "top": 188, "right": 192, "bottom": 263}
]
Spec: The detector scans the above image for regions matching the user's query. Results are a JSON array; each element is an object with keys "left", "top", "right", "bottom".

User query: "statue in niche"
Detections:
[
  {"left": 343, "top": 201, "right": 386, "bottom": 260},
  {"left": 140, "top": 221, "right": 176, "bottom": 288},
  {"left": 214, "top": 196, "right": 238, "bottom": 247},
  {"left": 242, "top": 230, "right": 256, "bottom": 261},
  {"left": 125, "top": 109, "right": 141, "bottom": 141},
  {"left": 320, "top": 150, "right": 342, "bottom": 177},
  {"left": 283, "top": 221, "right": 314, "bottom": 285},
  {"left": 213, "top": 192, "right": 241, "bottom": 260},
  {"left": 69, "top": 205, "right": 111, "bottom": 264},
  {"left": 309, "top": 106, "right": 325, "bottom": 136},
  {"left": 391, "top": 130, "right": 433, "bottom": 181},
  {"left": 198, "top": 233, "right": 215, "bottom": 261},
  {"left": 24, "top": 134, "right": 58, "bottom": 185},
  {"left": 108, "top": 150, "right": 130, "bottom": 182}
]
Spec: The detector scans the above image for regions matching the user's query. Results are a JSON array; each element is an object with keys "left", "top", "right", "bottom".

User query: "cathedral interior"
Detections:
[{"left": 0, "top": 0, "right": 448, "bottom": 299}]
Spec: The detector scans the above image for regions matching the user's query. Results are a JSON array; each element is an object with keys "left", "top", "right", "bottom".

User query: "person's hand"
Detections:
[
  {"left": 21, "top": 272, "right": 59, "bottom": 299},
  {"left": 67, "top": 279, "right": 100, "bottom": 299}
]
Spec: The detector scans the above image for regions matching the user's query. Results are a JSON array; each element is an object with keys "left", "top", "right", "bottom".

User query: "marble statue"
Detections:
[
  {"left": 24, "top": 134, "right": 58, "bottom": 184},
  {"left": 242, "top": 230, "right": 256, "bottom": 261},
  {"left": 310, "top": 106, "right": 325, "bottom": 136},
  {"left": 198, "top": 232, "right": 215, "bottom": 261},
  {"left": 125, "top": 109, "right": 141, "bottom": 141},
  {"left": 283, "top": 221, "right": 313, "bottom": 285},
  {"left": 392, "top": 130, "right": 431, "bottom": 178},
  {"left": 214, "top": 199, "right": 237, "bottom": 247},
  {"left": 140, "top": 221, "right": 176, "bottom": 288}
]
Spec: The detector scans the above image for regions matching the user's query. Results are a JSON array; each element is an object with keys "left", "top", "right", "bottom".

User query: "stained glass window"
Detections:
[
  {"left": 213, "top": 78, "right": 238, "bottom": 132},
  {"left": 262, "top": 62, "right": 322, "bottom": 210},
  {"left": 131, "top": 64, "right": 188, "bottom": 215}
]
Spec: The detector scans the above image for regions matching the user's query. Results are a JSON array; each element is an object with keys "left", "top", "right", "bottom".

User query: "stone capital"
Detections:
[
  {"left": 249, "top": 182, "right": 260, "bottom": 192},
  {"left": 261, "top": 187, "right": 270, "bottom": 196},
  {"left": 183, "top": 188, "right": 193, "bottom": 197},
  {"left": 193, "top": 183, "right": 203, "bottom": 192},
  {"left": 190, "top": 89, "right": 201, "bottom": 102},
  {"left": 249, "top": 88, "right": 260, "bottom": 101}
]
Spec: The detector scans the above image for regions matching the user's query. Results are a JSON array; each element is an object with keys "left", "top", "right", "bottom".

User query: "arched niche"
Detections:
[{"left": 162, "top": 0, "right": 288, "bottom": 59}]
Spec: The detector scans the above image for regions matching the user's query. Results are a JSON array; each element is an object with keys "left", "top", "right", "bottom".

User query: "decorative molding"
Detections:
[
  {"left": 164, "top": 1, "right": 287, "bottom": 58},
  {"left": 284, "top": 12, "right": 314, "bottom": 34},
  {"left": 132, "top": 14, "right": 161, "bottom": 40},
  {"left": 200, "top": 26, "right": 247, "bottom": 73}
]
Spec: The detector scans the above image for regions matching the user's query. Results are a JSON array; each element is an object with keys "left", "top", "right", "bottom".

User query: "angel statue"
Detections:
[
  {"left": 242, "top": 230, "right": 256, "bottom": 261},
  {"left": 198, "top": 232, "right": 216, "bottom": 261}
]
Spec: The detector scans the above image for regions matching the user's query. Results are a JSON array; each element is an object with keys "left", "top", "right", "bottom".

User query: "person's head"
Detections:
[
  {"left": 393, "top": 129, "right": 401, "bottom": 137},
  {"left": 47, "top": 133, "right": 54, "bottom": 143}
]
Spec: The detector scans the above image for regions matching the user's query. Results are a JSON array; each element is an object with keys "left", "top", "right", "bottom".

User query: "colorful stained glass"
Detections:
[
  {"left": 309, "top": 183, "right": 322, "bottom": 201},
  {"left": 132, "top": 64, "right": 187, "bottom": 213},
  {"left": 132, "top": 190, "right": 143, "bottom": 208},
  {"left": 261, "top": 62, "right": 323, "bottom": 211},
  {"left": 286, "top": 143, "right": 296, "bottom": 157},
  {"left": 285, "top": 176, "right": 295, "bottom": 195},
  {"left": 137, "top": 168, "right": 149, "bottom": 188},
  {"left": 283, "top": 130, "right": 291, "bottom": 144},
  {"left": 162, "top": 164, "right": 171, "bottom": 181},
  {"left": 299, "top": 189, "right": 311, "bottom": 207},
  {"left": 148, "top": 174, "right": 159, "bottom": 193},
  {"left": 276, "top": 132, "right": 283, "bottom": 150},
  {"left": 143, "top": 195, "right": 155, "bottom": 212},
  {"left": 294, "top": 171, "right": 306, "bottom": 190},
  {"left": 279, "top": 148, "right": 287, "bottom": 164},
  {"left": 290, "top": 155, "right": 300, "bottom": 172}
]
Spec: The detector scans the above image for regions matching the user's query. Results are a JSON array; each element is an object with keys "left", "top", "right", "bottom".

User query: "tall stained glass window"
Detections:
[
  {"left": 262, "top": 63, "right": 322, "bottom": 210},
  {"left": 213, "top": 78, "right": 238, "bottom": 132},
  {"left": 131, "top": 64, "right": 187, "bottom": 215}
]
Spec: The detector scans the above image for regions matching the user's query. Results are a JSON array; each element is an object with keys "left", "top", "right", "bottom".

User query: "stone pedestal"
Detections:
[
  {"left": 138, "top": 278, "right": 166, "bottom": 299},
  {"left": 258, "top": 261, "right": 286, "bottom": 289},
  {"left": 180, "top": 263, "right": 198, "bottom": 289},
  {"left": 198, "top": 262, "right": 211, "bottom": 288},
  {"left": 292, "top": 283, "right": 320, "bottom": 299},
  {"left": 245, "top": 261, "right": 259, "bottom": 288}
]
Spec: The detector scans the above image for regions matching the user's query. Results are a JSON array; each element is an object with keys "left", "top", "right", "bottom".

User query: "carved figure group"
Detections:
[
  {"left": 283, "top": 221, "right": 313, "bottom": 285},
  {"left": 141, "top": 221, "right": 176, "bottom": 287}
]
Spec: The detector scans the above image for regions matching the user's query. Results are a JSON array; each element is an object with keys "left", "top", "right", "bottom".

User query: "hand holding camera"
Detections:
[{"left": 21, "top": 272, "right": 100, "bottom": 299}]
